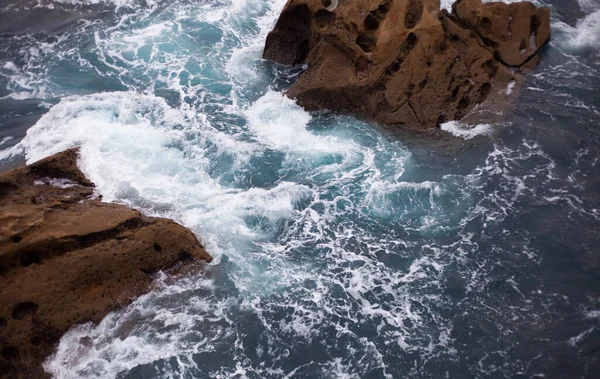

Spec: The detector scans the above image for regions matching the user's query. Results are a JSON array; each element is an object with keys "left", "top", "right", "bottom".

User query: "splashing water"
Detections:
[{"left": 1, "top": 0, "right": 600, "bottom": 378}]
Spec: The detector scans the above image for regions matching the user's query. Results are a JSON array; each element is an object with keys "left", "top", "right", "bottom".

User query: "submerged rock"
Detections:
[
  {"left": 263, "top": 0, "right": 550, "bottom": 130},
  {"left": 0, "top": 149, "right": 212, "bottom": 378}
]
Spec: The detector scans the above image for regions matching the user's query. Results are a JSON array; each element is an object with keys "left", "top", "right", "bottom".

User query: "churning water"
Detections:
[{"left": 1, "top": 0, "right": 599, "bottom": 378}]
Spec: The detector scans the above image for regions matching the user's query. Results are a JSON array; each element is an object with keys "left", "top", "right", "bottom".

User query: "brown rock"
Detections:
[
  {"left": 0, "top": 149, "right": 212, "bottom": 378},
  {"left": 263, "top": 0, "right": 551, "bottom": 131},
  {"left": 453, "top": 0, "right": 551, "bottom": 67}
]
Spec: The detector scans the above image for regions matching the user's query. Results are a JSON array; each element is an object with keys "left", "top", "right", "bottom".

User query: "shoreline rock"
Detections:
[
  {"left": 263, "top": 0, "right": 551, "bottom": 131},
  {"left": 0, "top": 149, "right": 212, "bottom": 379}
]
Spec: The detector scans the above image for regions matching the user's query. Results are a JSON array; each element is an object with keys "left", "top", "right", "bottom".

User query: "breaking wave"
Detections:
[{"left": 0, "top": 0, "right": 599, "bottom": 378}]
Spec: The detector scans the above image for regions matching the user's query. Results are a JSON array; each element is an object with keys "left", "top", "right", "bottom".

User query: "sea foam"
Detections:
[
  {"left": 440, "top": 121, "right": 494, "bottom": 140},
  {"left": 559, "top": 9, "right": 600, "bottom": 52}
]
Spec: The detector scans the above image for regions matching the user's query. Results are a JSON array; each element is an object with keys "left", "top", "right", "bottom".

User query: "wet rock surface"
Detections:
[
  {"left": 263, "top": 0, "right": 551, "bottom": 131},
  {"left": 0, "top": 149, "right": 212, "bottom": 378}
]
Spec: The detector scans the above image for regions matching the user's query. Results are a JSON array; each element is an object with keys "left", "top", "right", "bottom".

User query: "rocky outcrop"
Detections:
[
  {"left": 263, "top": 0, "right": 550, "bottom": 130},
  {"left": 0, "top": 149, "right": 212, "bottom": 379}
]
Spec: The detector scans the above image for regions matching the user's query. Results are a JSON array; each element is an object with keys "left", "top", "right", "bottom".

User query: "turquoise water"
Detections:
[{"left": 1, "top": 0, "right": 600, "bottom": 378}]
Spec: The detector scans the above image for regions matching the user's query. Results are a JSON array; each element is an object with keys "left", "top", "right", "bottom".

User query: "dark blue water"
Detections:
[{"left": 1, "top": 0, "right": 599, "bottom": 378}]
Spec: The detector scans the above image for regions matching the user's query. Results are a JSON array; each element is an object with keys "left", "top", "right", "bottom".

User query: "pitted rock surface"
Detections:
[
  {"left": 0, "top": 149, "right": 212, "bottom": 379},
  {"left": 263, "top": 0, "right": 550, "bottom": 130}
]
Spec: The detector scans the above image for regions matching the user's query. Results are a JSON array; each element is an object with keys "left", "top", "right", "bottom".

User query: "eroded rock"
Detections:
[
  {"left": 263, "top": 0, "right": 551, "bottom": 131},
  {"left": 0, "top": 149, "right": 212, "bottom": 378},
  {"left": 453, "top": 0, "right": 550, "bottom": 67}
]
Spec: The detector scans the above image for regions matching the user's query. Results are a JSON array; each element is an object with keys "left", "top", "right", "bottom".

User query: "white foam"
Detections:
[
  {"left": 43, "top": 275, "right": 221, "bottom": 379},
  {"left": 180, "top": 181, "right": 314, "bottom": 241},
  {"left": 578, "top": 0, "right": 600, "bottom": 13},
  {"left": 440, "top": 121, "right": 494, "bottom": 140},
  {"left": 0, "top": 136, "right": 13, "bottom": 146},
  {"left": 0, "top": 144, "right": 24, "bottom": 161},
  {"left": 17, "top": 91, "right": 314, "bottom": 260},
  {"left": 226, "top": 43, "right": 264, "bottom": 88},
  {"left": 34, "top": 177, "right": 81, "bottom": 189},
  {"left": 224, "top": 0, "right": 290, "bottom": 104},
  {"left": 440, "top": 0, "right": 532, "bottom": 10},
  {"left": 325, "top": 0, "right": 339, "bottom": 12},
  {"left": 244, "top": 91, "right": 355, "bottom": 156},
  {"left": 440, "top": 0, "right": 454, "bottom": 10},
  {"left": 568, "top": 327, "right": 595, "bottom": 346},
  {"left": 3, "top": 0, "right": 569, "bottom": 377},
  {"left": 53, "top": 0, "right": 142, "bottom": 9},
  {"left": 20, "top": 91, "right": 187, "bottom": 166},
  {"left": 19, "top": 85, "right": 444, "bottom": 378},
  {"left": 0, "top": 33, "right": 66, "bottom": 100},
  {"left": 556, "top": 9, "right": 600, "bottom": 52},
  {"left": 506, "top": 80, "right": 516, "bottom": 95},
  {"left": 586, "top": 310, "right": 600, "bottom": 320},
  {"left": 2, "top": 61, "right": 18, "bottom": 71},
  {"left": 119, "top": 23, "right": 171, "bottom": 53},
  {"left": 364, "top": 180, "right": 441, "bottom": 217}
]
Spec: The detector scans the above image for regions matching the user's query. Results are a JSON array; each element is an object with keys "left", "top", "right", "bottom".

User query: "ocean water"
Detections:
[{"left": 1, "top": 0, "right": 599, "bottom": 378}]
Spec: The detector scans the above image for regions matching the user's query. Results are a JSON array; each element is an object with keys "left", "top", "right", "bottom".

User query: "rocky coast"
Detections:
[{"left": 0, "top": 149, "right": 211, "bottom": 378}]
